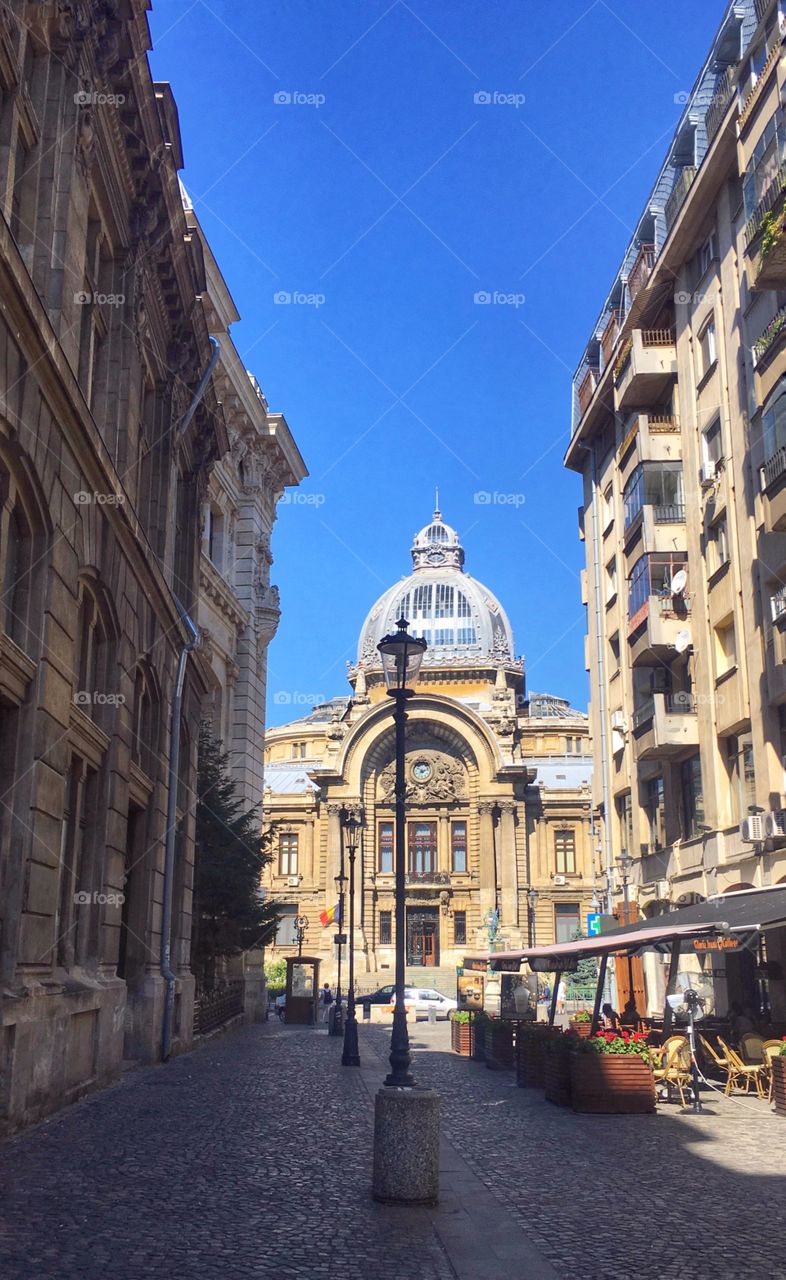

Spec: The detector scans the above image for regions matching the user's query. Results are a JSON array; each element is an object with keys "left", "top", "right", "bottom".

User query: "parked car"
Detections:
[
  {"left": 356, "top": 984, "right": 395, "bottom": 1007},
  {"left": 393, "top": 988, "right": 457, "bottom": 1019}
]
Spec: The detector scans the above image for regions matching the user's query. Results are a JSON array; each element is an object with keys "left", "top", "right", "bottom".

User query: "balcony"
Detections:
[
  {"left": 761, "top": 446, "right": 786, "bottom": 530},
  {"left": 632, "top": 692, "right": 699, "bottom": 761},
  {"left": 405, "top": 871, "right": 450, "bottom": 887},
  {"left": 627, "top": 244, "right": 655, "bottom": 304},
  {"left": 705, "top": 66, "right": 736, "bottom": 144},
  {"left": 628, "top": 592, "right": 692, "bottom": 664},
  {"left": 739, "top": 34, "right": 782, "bottom": 132},
  {"left": 665, "top": 167, "right": 698, "bottom": 233},
  {"left": 600, "top": 310, "right": 623, "bottom": 369},
  {"left": 614, "top": 329, "right": 677, "bottom": 411},
  {"left": 753, "top": 304, "right": 786, "bottom": 370},
  {"left": 753, "top": 209, "right": 786, "bottom": 289},
  {"left": 745, "top": 160, "right": 786, "bottom": 256},
  {"left": 619, "top": 414, "right": 681, "bottom": 467},
  {"left": 577, "top": 366, "right": 599, "bottom": 416}
]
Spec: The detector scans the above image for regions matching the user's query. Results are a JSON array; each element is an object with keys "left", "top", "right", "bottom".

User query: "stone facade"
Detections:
[
  {"left": 0, "top": 1, "right": 302, "bottom": 1132},
  {"left": 262, "top": 513, "right": 595, "bottom": 980}
]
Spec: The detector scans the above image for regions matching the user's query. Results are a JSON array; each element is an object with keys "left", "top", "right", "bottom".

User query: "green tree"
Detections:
[
  {"left": 192, "top": 723, "right": 278, "bottom": 990},
  {"left": 567, "top": 925, "right": 599, "bottom": 994}
]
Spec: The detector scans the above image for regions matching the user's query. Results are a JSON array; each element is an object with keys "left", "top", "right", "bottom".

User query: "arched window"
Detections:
[
  {"left": 73, "top": 577, "right": 118, "bottom": 726},
  {"left": 0, "top": 464, "right": 39, "bottom": 654},
  {"left": 131, "top": 663, "right": 160, "bottom": 777}
]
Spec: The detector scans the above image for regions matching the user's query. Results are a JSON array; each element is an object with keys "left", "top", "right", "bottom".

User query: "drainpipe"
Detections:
[
  {"left": 582, "top": 440, "right": 617, "bottom": 1007},
  {"left": 159, "top": 336, "right": 221, "bottom": 1060},
  {"left": 161, "top": 598, "right": 199, "bottom": 1061}
]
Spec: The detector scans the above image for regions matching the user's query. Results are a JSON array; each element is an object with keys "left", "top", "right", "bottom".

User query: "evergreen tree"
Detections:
[
  {"left": 192, "top": 723, "right": 278, "bottom": 989},
  {"left": 567, "top": 925, "right": 599, "bottom": 992}
]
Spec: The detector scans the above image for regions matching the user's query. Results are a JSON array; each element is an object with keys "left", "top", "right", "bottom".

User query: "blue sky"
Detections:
[{"left": 149, "top": 1, "right": 722, "bottom": 725}]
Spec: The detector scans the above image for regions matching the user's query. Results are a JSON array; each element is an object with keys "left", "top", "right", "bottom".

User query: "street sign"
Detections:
[
  {"left": 587, "top": 912, "right": 601, "bottom": 936},
  {"left": 334, "top": 933, "right": 347, "bottom": 945}
]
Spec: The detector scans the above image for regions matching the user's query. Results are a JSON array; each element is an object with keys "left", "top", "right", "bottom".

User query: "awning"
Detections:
[{"left": 463, "top": 885, "right": 786, "bottom": 970}]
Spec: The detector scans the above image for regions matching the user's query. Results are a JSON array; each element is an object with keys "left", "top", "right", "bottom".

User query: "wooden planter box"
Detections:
[
  {"left": 486, "top": 1022, "right": 515, "bottom": 1071},
  {"left": 544, "top": 1046, "right": 572, "bottom": 1106},
  {"left": 451, "top": 1019, "right": 474, "bottom": 1056},
  {"left": 517, "top": 1028, "right": 560, "bottom": 1088},
  {"left": 773, "top": 1055, "right": 786, "bottom": 1116},
  {"left": 472, "top": 1019, "right": 487, "bottom": 1062},
  {"left": 568, "top": 1019, "right": 593, "bottom": 1039},
  {"left": 570, "top": 1053, "right": 656, "bottom": 1114}
]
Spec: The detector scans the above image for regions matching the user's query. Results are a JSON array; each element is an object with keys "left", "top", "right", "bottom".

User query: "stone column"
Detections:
[
  {"left": 477, "top": 802, "right": 496, "bottom": 923},
  {"left": 438, "top": 814, "right": 450, "bottom": 874},
  {"left": 498, "top": 801, "right": 519, "bottom": 928}
]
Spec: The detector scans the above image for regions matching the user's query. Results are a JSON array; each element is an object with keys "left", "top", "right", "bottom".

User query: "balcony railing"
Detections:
[
  {"left": 772, "top": 583, "right": 786, "bottom": 621},
  {"left": 745, "top": 160, "right": 786, "bottom": 247},
  {"left": 627, "top": 244, "right": 656, "bottom": 303},
  {"left": 739, "top": 37, "right": 782, "bottom": 131},
  {"left": 632, "top": 700, "right": 655, "bottom": 730},
  {"left": 753, "top": 303, "right": 786, "bottom": 367},
  {"left": 665, "top": 166, "right": 698, "bottom": 232},
  {"left": 578, "top": 367, "right": 599, "bottom": 415},
  {"left": 705, "top": 66, "right": 736, "bottom": 143},
  {"left": 641, "top": 328, "right": 676, "bottom": 347},
  {"left": 763, "top": 444, "right": 786, "bottom": 489},
  {"left": 647, "top": 414, "right": 679, "bottom": 433},
  {"left": 653, "top": 502, "right": 685, "bottom": 524},
  {"left": 656, "top": 592, "right": 691, "bottom": 618},
  {"left": 600, "top": 310, "right": 622, "bottom": 367},
  {"left": 405, "top": 870, "right": 450, "bottom": 886}
]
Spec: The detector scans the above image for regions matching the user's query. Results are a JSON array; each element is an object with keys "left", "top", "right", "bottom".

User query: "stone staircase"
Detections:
[{"left": 355, "top": 965, "right": 457, "bottom": 999}]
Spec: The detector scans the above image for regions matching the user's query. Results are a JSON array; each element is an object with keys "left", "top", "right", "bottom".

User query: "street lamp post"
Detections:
[
  {"left": 617, "top": 849, "right": 634, "bottom": 1008},
  {"left": 294, "top": 914, "right": 308, "bottom": 958},
  {"left": 377, "top": 617, "right": 427, "bottom": 1088},
  {"left": 526, "top": 887, "right": 539, "bottom": 947},
  {"left": 333, "top": 849, "right": 347, "bottom": 1036},
  {"left": 342, "top": 812, "right": 362, "bottom": 1067}
]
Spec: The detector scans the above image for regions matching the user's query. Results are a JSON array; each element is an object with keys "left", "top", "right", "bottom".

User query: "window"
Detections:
[
  {"left": 378, "top": 822, "right": 394, "bottom": 873},
  {"left": 290, "top": 742, "right": 306, "bottom": 760},
  {"left": 457, "top": 592, "right": 472, "bottom": 618},
  {"left": 434, "top": 583, "right": 454, "bottom": 618},
  {"left": 605, "top": 556, "right": 617, "bottom": 604},
  {"left": 603, "top": 484, "right": 614, "bottom": 530},
  {"left": 628, "top": 553, "right": 688, "bottom": 620},
  {"left": 276, "top": 904, "right": 298, "bottom": 945},
  {"left": 379, "top": 910, "right": 392, "bottom": 945},
  {"left": 715, "top": 617, "right": 737, "bottom": 677},
  {"left": 698, "top": 317, "right": 717, "bottom": 379},
  {"left": 761, "top": 382, "right": 786, "bottom": 461},
  {"left": 616, "top": 791, "right": 634, "bottom": 855},
  {"left": 609, "top": 632, "right": 621, "bottom": 675},
  {"left": 454, "top": 911, "right": 467, "bottom": 946},
  {"left": 726, "top": 735, "right": 756, "bottom": 822},
  {"left": 451, "top": 821, "right": 467, "bottom": 873},
  {"left": 743, "top": 104, "right": 786, "bottom": 219},
  {"left": 411, "top": 584, "right": 432, "bottom": 619},
  {"left": 2, "top": 502, "right": 32, "bottom": 649},
  {"left": 279, "top": 832, "right": 298, "bottom": 877},
  {"left": 702, "top": 417, "right": 723, "bottom": 467},
  {"left": 566, "top": 737, "right": 572, "bottom": 753},
  {"left": 456, "top": 627, "right": 477, "bottom": 645},
  {"left": 708, "top": 518, "right": 729, "bottom": 575},
  {"left": 555, "top": 902, "right": 580, "bottom": 944},
  {"left": 408, "top": 821, "right": 437, "bottom": 874},
  {"left": 434, "top": 629, "right": 454, "bottom": 646},
  {"left": 698, "top": 231, "right": 718, "bottom": 278},
  {"left": 623, "top": 467, "right": 644, "bottom": 529},
  {"left": 645, "top": 776, "right": 665, "bottom": 851},
  {"left": 645, "top": 464, "right": 684, "bottom": 523},
  {"left": 57, "top": 756, "right": 100, "bottom": 968},
  {"left": 75, "top": 584, "right": 111, "bottom": 718},
  {"left": 680, "top": 755, "right": 704, "bottom": 840},
  {"left": 206, "top": 505, "right": 225, "bottom": 570},
  {"left": 554, "top": 828, "right": 576, "bottom": 875}
]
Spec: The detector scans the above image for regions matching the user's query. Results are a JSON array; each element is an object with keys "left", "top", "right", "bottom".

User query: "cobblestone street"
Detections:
[{"left": 1, "top": 1019, "right": 785, "bottom": 1280}]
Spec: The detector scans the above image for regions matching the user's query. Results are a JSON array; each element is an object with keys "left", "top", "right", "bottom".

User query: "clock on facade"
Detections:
[{"left": 412, "top": 760, "right": 432, "bottom": 782}]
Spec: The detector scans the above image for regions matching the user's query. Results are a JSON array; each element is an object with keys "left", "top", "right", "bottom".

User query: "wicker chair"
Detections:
[
  {"left": 762, "top": 1040, "right": 784, "bottom": 1102},
  {"left": 718, "top": 1037, "right": 767, "bottom": 1098},
  {"left": 653, "top": 1037, "right": 692, "bottom": 1105},
  {"left": 740, "top": 1033, "right": 765, "bottom": 1064}
]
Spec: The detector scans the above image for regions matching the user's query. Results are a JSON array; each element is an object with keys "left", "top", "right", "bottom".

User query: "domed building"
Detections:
[{"left": 262, "top": 509, "right": 595, "bottom": 981}]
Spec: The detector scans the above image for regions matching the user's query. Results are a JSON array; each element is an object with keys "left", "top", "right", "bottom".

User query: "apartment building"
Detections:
[{"left": 565, "top": 0, "right": 786, "bottom": 1018}]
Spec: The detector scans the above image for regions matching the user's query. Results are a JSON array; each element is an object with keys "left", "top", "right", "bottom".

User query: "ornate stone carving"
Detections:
[{"left": 378, "top": 749, "right": 466, "bottom": 805}]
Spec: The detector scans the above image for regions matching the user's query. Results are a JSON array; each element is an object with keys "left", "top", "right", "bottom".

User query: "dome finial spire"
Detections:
[{"left": 434, "top": 485, "right": 441, "bottom": 521}]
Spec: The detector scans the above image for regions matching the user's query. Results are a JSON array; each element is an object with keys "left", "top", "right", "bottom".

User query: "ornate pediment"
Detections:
[{"left": 378, "top": 748, "right": 466, "bottom": 805}]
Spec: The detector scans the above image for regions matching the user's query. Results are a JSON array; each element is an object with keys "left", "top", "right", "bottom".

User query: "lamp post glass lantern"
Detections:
[
  {"left": 342, "top": 813, "right": 362, "bottom": 1066},
  {"left": 377, "top": 618, "right": 427, "bottom": 1088},
  {"left": 294, "top": 914, "right": 308, "bottom": 957}
]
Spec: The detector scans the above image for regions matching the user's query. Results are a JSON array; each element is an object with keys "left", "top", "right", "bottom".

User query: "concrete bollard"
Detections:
[{"left": 372, "top": 1087, "right": 440, "bottom": 1205}]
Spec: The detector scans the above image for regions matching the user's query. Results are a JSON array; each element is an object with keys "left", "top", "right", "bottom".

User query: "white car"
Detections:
[{"left": 391, "top": 987, "right": 457, "bottom": 1019}]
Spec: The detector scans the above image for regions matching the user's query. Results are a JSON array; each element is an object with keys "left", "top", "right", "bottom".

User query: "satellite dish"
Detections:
[
  {"left": 674, "top": 629, "right": 691, "bottom": 654},
  {"left": 670, "top": 569, "right": 688, "bottom": 595}
]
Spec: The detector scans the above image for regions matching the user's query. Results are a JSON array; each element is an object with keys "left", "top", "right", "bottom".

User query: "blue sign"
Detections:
[{"left": 587, "top": 913, "right": 601, "bottom": 936}]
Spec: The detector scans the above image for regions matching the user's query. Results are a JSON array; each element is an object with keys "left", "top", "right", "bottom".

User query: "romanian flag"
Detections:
[{"left": 320, "top": 902, "right": 341, "bottom": 928}]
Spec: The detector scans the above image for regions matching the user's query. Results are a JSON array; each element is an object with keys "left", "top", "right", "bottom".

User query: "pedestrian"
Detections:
[
  {"left": 601, "top": 1001, "right": 621, "bottom": 1033},
  {"left": 556, "top": 978, "right": 566, "bottom": 1014},
  {"left": 620, "top": 997, "right": 640, "bottom": 1031},
  {"left": 320, "top": 982, "right": 333, "bottom": 1024}
]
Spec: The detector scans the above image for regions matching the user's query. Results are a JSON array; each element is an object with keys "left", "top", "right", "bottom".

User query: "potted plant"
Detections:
[
  {"left": 485, "top": 1015, "right": 515, "bottom": 1071},
  {"left": 516, "top": 1022, "right": 561, "bottom": 1088},
  {"left": 450, "top": 1010, "right": 474, "bottom": 1056},
  {"left": 568, "top": 1010, "right": 593, "bottom": 1039},
  {"left": 544, "top": 1032, "right": 579, "bottom": 1106},
  {"left": 570, "top": 1030, "right": 656, "bottom": 1114},
  {"left": 773, "top": 1041, "right": 786, "bottom": 1117}
]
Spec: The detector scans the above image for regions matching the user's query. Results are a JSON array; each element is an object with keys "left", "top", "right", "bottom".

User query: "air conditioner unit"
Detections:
[
  {"left": 610, "top": 710, "right": 626, "bottom": 731},
  {"left": 740, "top": 815, "right": 765, "bottom": 843},
  {"left": 764, "top": 810, "right": 786, "bottom": 840},
  {"left": 553, "top": 874, "right": 567, "bottom": 886},
  {"left": 656, "top": 879, "right": 670, "bottom": 899},
  {"left": 700, "top": 460, "right": 717, "bottom": 487},
  {"left": 287, "top": 876, "right": 301, "bottom": 888}
]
